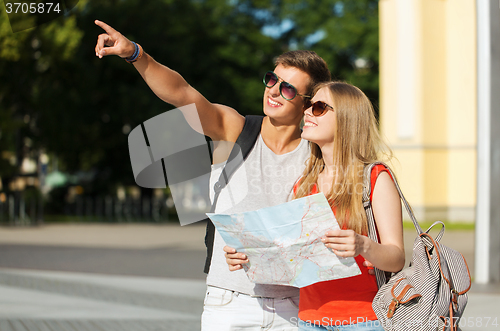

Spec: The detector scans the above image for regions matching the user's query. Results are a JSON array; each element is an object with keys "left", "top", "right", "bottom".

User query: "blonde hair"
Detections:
[{"left": 295, "top": 81, "right": 392, "bottom": 234}]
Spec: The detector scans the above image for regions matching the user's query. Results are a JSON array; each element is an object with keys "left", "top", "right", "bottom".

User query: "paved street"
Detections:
[
  {"left": 0, "top": 223, "right": 207, "bottom": 331},
  {"left": 0, "top": 222, "right": 498, "bottom": 331},
  {"left": 0, "top": 268, "right": 206, "bottom": 331},
  {"left": 0, "top": 223, "right": 207, "bottom": 279}
]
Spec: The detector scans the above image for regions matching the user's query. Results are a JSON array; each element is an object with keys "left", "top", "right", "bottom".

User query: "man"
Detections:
[{"left": 94, "top": 20, "right": 331, "bottom": 330}]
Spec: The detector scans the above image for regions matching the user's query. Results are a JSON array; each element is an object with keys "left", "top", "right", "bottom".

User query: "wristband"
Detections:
[
  {"left": 126, "top": 41, "right": 139, "bottom": 60},
  {"left": 126, "top": 42, "right": 144, "bottom": 63}
]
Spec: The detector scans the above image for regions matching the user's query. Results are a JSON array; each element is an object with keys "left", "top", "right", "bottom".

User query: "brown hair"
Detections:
[
  {"left": 275, "top": 50, "right": 331, "bottom": 96},
  {"left": 294, "top": 81, "right": 392, "bottom": 234}
]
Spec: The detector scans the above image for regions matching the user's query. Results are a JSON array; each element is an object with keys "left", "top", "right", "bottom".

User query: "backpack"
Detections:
[
  {"left": 363, "top": 162, "right": 471, "bottom": 331},
  {"left": 203, "top": 115, "right": 264, "bottom": 274}
]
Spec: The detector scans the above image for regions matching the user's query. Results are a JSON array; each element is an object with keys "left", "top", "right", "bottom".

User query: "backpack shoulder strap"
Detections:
[
  {"left": 216, "top": 115, "right": 264, "bottom": 191},
  {"left": 362, "top": 162, "right": 390, "bottom": 288},
  {"left": 363, "top": 162, "right": 426, "bottom": 288},
  {"left": 235, "top": 115, "right": 265, "bottom": 159},
  {"left": 204, "top": 115, "right": 264, "bottom": 274}
]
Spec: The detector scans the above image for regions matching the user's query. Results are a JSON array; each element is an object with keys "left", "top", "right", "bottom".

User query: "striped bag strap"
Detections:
[{"left": 362, "top": 162, "right": 427, "bottom": 288}]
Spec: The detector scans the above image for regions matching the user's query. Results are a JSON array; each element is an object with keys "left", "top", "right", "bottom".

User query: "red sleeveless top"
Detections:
[{"left": 294, "top": 164, "right": 392, "bottom": 326}]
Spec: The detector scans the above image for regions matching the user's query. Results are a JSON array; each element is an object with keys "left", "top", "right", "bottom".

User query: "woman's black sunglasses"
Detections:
[
  {"left": 303, "top": 100, "right": 335, "bottom": 117},
  {"left": 263, "top": 71, "right": 311, "bottom": 101}
]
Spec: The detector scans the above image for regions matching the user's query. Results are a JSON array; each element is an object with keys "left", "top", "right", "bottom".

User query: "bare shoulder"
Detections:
[
  {"left": 371, "top": 170, "right": 403, "bottom": 246},
  {"left": 372, "top": 171, "right": 402, "bottom": 225},
  {"left": 201, "top": 103, "right": 245, "bottom": 142},
  {"left": 373, "top": 171, "right": 397, "bottom": 195}
]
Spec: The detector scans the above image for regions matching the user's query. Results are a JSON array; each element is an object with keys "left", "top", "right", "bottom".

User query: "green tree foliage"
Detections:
[
  {"left": 0, "top": 0, "right": 283, "bottom": 193},
  {"left": 0, "top": 0, "right": 379, "bottom": 194},
  {"left": 256, "top": 0, "right": 380, "bottom": 106},
  {"left": 0, "top": 5, "right": 84, "bottom": 181}
]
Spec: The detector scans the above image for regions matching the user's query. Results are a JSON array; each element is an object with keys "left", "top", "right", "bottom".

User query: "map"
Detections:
[{"left": 207, "top": 193, "right": 361, "bottom": 288}]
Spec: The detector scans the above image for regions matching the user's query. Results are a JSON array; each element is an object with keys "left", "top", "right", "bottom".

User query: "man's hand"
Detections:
[
  {"left": 223, "top": 246, "right": 249, "bottom": 271},
  {"left": 94, "top": 20, "right": 136, "bottom": 59}
]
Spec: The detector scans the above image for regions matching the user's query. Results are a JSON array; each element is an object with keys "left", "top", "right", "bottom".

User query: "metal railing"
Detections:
[{"left": 0, "top": 194, "right": 177, "bottom": 225}]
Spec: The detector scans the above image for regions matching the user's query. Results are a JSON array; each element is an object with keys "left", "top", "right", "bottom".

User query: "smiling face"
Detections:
[
  {"left": 263, "top": 64, "right": 311, "bottom": 124},
  {"left": 301, "top": 87, "right": 337, "bottom": 149}
]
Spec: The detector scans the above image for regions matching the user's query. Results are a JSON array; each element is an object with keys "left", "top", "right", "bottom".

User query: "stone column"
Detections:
[{"left": 475, "top": 0, "right": 500, "bottom": 284}]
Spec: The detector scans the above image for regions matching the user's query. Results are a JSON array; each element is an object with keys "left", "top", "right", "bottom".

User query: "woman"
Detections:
[{"left": 226, "top": 81, "right": 405, "bottom": 330}]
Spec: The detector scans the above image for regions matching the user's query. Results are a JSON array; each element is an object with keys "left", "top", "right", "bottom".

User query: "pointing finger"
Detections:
[{"left": 95, "top": 20, "right": 118, "bottom": 37}]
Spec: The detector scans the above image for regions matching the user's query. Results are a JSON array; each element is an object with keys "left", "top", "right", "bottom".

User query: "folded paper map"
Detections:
[{"left": 207, "top": 193, "right": 361, "bottom": 288}]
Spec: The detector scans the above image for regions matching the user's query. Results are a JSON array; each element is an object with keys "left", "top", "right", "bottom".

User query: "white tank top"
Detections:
[{"left": 206, "top": 134, "right": 310, "bottom": 297}]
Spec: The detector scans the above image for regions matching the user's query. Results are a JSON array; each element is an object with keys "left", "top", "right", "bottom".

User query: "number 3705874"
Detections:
[{"left": 5, "top": 2, "right": 61, "bottom": 14}]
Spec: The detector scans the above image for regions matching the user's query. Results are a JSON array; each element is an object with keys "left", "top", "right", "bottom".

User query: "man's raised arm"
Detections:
[{"left": 94, "top": 20, "right": 244, "bottom": 142}]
